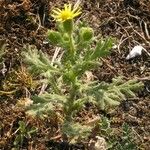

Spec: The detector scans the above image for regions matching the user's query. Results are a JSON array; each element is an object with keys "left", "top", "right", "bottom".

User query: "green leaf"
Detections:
[
  {"left": 27, "top": 127, "right": 37, "bottom": 137},
  {"left": 22, "top": 45, "right": 59, "bottom": 75},
  {"left": 72, "top": 98, "right": 87, "bottom": 111},
  {"left": 14, "top": 134, "right": 22, "bottom": 146},
  {"left": 73, "top": 60, "right": 99, "bottom": 76},
  {"left": 26, "top": 102, "right": 54, "bottom": 118},
  {"left": 18, "top": 121, "right": 26, "bottom": 133},
  {"left": 62, "top": 121, "right": 91, "bottom": 140},
  {"left": 104, "top": 96, "right": 120, "bottom": 106},
  {"left": 90, "top": 38, "right": 113, "bottom": 60},
  {"left": 84, "top": 77, "right": 143, "bottom": 110},
  {"left": 37, "top": 93, "right": 67, "bottom": 104},
  {"left": 62, "top": 69, "right": 77, "bottom": 83},
  {"left": 47, "top": 30, "right": 63, "bottom": 45},
  {"left": 121, "top": 88, "right": 136, "bottom": 98}
]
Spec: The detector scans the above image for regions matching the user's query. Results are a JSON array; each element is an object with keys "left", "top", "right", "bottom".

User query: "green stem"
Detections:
[
  {"left": 68, "top": 33, "right": 75, "bottom": 63},
  {"left": 50, "top": 76, "right": 61, "bottom": 95},
  {"left": 63, "top": 24, "right": 77, "bottom": 122},
  {"left": 65, "top": 79, "right": 77, "bottom": 122}
]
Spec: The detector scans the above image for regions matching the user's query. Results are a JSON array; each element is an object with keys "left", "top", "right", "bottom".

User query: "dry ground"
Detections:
[{"left": 0, "top": 0, "right": 150, "bottom": 149}]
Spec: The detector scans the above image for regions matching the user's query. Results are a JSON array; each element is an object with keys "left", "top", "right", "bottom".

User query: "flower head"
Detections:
[{"left": 52, "top": 3, "right": 81, "bottom": 22}]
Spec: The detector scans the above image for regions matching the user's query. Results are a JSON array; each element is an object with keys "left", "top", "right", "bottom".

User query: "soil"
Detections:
[{"left": 0, "top": 0, "right": 150, "bottom": 149}]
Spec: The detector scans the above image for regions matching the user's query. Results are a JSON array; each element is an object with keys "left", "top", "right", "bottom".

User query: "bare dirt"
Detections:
[{"left": 0, "top": 0, "right": 150, "bottom": 149}]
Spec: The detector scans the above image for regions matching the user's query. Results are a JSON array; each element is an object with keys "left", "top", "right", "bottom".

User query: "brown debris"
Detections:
[{"left": 0, "top": 0, "right": 150, "bottom": 149}]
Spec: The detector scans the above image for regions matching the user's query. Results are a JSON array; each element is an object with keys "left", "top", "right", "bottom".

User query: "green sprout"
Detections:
[{"left": 13, "top": 121, "right": 37, "bottom": 149}]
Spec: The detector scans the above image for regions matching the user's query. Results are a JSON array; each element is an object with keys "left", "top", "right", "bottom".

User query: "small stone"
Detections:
[
  {"left": 94, "top": 136, "right": 107, "bottom": 150},
  {"left": 126, "top": 45, "right": 143, "bottom": 60}
]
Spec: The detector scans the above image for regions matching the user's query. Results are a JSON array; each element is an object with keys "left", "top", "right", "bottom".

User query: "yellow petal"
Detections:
[
  {"left": 52, "top": 9, "right": 61, "bottom": 15},
  {"left": 64, "top": 4, "right": 68, "bottom": 11},
  {"left": 68, "top": 3, "right": 72, "bottom": 11},
  {"left": 51, "top": 3, "right": 82, "bottom": 22}
]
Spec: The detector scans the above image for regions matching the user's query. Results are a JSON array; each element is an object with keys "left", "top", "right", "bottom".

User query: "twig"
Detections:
[
  {"left": 126, "top": 18, "right": 150, "bottom": 46},
  {"left": 117, "top": 35, "right": 132, "bottom": 53}
]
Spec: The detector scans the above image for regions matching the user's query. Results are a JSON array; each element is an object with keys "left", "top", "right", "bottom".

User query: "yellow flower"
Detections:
[{"left": 52, "top": 3, "right": 81, "bottom": 22}]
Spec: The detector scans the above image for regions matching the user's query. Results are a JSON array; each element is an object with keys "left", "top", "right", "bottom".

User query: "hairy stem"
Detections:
[
  {"left": 68, "top": 33, "right": 75, "bottom": 63},
  {"left": 64, "top": 32, "right": 77, "bottom": 122},
  {"left": 65, "top": 80, "right": 77, "bottom": 122},
  {"left": 50, "top": 76, "right": 61, "bottom": 95}
]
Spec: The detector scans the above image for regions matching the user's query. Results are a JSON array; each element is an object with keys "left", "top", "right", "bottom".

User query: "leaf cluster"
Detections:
[
  {"left": 22, "top": 19, "right": 143, "bottom": 141},
  {"left": 98, "top": 117, "right": 137, "bottom": 150},
  {"left": 83, "top": 77, "right": 143, "bottom": 110},
  {"left": 13, "top": 121, "right": 37, "bottom": 148}
]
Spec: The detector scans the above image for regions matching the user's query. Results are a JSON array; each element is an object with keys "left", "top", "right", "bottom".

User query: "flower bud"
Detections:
[
  {"left": 80, "top": 27, "right": 94, "bottom": 42},
  {"left": 47, "top": 30, "right": 62, "bottom": 45}
]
